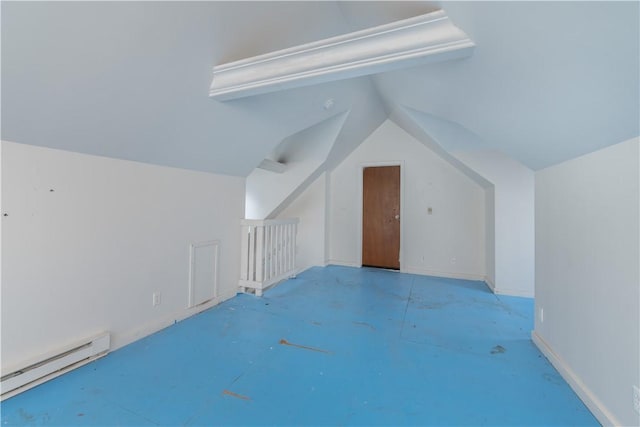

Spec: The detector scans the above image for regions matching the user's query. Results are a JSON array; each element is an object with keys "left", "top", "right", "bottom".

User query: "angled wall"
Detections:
[
  {"left": 533, "top": 138, "right": 639, "bottom": 427},
  {"left": 245, "top": 112, "right": 348, "bottom": 220},
  {"left": 394, "top": 107, "right": 534, "bottom": 296},
  {"left": 1, "top": 141, "right": 244, "bottom": 373},
  {"left": 453, "top": 150, "right": 534, "bottom": 296},
  {"left": 276, "top": 173, "right": 329, "bottom": 273}
]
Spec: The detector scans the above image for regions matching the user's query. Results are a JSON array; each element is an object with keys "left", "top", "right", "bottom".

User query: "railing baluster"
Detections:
[
  {"left": 255, "top": 225, "right": 265, "bottom": 283},
  {"left": 288, "top": 223, "right": 293, "bottom": 273},
  {"left": 264, "top": 225, "right": 270, "bottom": 281},
  {"left": 291, "top": 222, "right": 298, "bottom": 275},
  {"left": 238, "top": 218, "right": 300, "bottom": 296},
  {"left": 283, "top": 224, "right": 288, "bottom": 274},
  {"left": 277, "top": 225, "right": 282, "bottom": 276},
  {"left": 239, "top": 225, "right": 249, "bottom": 282},
  {"left": 271, "top": 225, "right": 276, "bottom": 278},
  {"left": 282, "top": 224, "right": 291, "bottom": 271},
  {"left": 248, "top": 226, "right": 255, "bottom": 282}
]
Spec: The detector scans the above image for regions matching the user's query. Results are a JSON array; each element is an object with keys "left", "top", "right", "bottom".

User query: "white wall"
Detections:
[
  {"left": 485, "top": 186, "right": 496, "bottom": 285},
  {"left": 453, "top": 150, "right": 535, "bottom": 296},
  {"left": 1, "top": 141, "right": 244, "bottom": 372},
  {"left": 276, "top": 173, "right": 328, "bottom": 273},
  {"left": 328, "top": 120, "right": 486, "bottom": 280},
  {"left": 533, "top": 138, "right": 639, "bottom": 427},
  {"left": 245, "top": 112, "right": 346, "bottom": 220}
]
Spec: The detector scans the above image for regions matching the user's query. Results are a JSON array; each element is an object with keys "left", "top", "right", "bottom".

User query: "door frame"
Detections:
[{"left": 357, "top": 161, "right": 405, "bottom": 271}]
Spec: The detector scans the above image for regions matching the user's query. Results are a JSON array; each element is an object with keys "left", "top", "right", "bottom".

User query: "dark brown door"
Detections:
[{"left": 362, "top": 166, "right": 400, "bottom": 269}]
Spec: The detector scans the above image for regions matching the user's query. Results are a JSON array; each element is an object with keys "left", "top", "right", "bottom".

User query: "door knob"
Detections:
[{"left": 394, "top": 215, "right": 400, "bottom": 220}]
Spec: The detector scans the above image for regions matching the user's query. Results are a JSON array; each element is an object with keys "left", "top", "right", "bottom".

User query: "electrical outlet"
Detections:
[
  {"left": 540, "top": 308, "right": 544, "bottom": 323},
  {"left": 152, "top": 292, "right": 161, "bottom": 307},
  {"left": 633, "top": 385, "right": 640, "bottom": 414},
  {"left": 450, "top": 257, "right": 456, "bottom": 265}
]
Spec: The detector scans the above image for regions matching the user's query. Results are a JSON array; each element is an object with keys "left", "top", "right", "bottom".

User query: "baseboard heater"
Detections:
[{"left": 1, "top": 332, "right": 110, "bottom": 400}]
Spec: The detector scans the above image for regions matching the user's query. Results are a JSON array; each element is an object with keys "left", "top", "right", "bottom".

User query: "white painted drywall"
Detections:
[
  {"left": 1, "top": 141, "right": 244, "bottom": 373},
  {"left": 276, "top": 173, "right": 328, "bottom": 273},
  {"left": 245, "top": 112, "right": 346, "bottom": 220},
  {"left": 328, "top": 120, "right": 485, "bottom": 280},
  {"left": 484, "top": 186, "right": 496, "bottom": 286},
  {"left": 534, "top": 137, "right": 639, "bottom": 427},
  {"left": 390, "top": 106, "right": 533, "bottom": 296},
  {"left": 452, "top": 150, "right": 535, "bottom": 297}
]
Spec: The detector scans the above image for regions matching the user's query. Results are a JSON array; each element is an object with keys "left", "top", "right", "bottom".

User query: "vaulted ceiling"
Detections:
[{"left": 2, "top": 1, "right": 638, "bottom": 176}]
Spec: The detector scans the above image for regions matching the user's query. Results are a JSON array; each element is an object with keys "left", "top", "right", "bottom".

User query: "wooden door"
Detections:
[{"left": 362, "top": 166, "right": 400, "bottom": 269}]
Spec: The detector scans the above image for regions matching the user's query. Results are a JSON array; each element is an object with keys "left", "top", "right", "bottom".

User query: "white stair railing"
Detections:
[{"left": 239, "top": 218, "right": 299, "bottom": 296}]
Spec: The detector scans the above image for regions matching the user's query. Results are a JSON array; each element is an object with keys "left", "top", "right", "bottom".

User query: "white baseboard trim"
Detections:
[
  {"left": 494, "top": 287, "right": 534, "bottom": 298},
  {"left": 294, "top": 262, "right": 331, "bottom": 276},
  {"left": 483, "top": 276, "right": 534, "bottom": 298},
  {"left": 327, "top": 260, "right": 361, "bottom": 268},
  {"left": 294, "top": 265, "right": 312, "bottom": 276},
  {"left": 484, "top": 275, "right": 496, "bottom": 292},
  {"left": 112, "top": 289, "right": 237, "bottom": 353},
  {"left": 531, "top": 331, "right": 620, "bottom": 427},
  {"left": 403, "top": 266, "right": 484, "bottom": 282}
]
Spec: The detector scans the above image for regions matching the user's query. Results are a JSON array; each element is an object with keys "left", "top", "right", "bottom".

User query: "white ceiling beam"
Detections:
[
  {"left": 257, "top": 159, "right": 287, "bottom": 174},
  {"left": 209, "top": 10, "right": 474, "bottom": 101}
]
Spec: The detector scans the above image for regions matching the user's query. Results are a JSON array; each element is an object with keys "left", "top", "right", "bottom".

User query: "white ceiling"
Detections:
[
  {"left": 375, "top": 1, "right": 640, "bottom": 170},
  {"left": 2, "top": 1, "right": 638, "bottom": 176}
]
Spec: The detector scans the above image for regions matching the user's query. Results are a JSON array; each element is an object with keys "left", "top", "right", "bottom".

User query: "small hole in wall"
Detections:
[
  {"left": 3, "top": 213, "right": 7, "bottom": 217},
  {"left": 49, "top": 189, "right": 55, "bottom": 192},
  {"left": 323, "top": 98, "right": 335, "bottom": 110}
]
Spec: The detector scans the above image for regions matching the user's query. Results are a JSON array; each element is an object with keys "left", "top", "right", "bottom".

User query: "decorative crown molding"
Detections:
[{"left": 210, "top": 10, "right": 475, "bottom": 101}]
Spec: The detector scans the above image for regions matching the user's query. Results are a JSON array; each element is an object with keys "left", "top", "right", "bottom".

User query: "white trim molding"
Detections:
[
  {"left": 494, "top": 287, "right": 534, "bottom": 298},
  {"left": 482, "top": 276, "right": 534, "bottom": 298},
  {"left": 484, "top": 275, "right": 496, "bottom": 292},
  {"left": 327, "top": 261, "right": 361, "bottom": 269},
  {"left": 531, "top": 331, "right": 620, "bottom": 427},
  {"left": 210, "top": 10, "right": 474, "bottom": 100},
  {"left": 404, "top": 266, "right": 485, "bottom": 282}
]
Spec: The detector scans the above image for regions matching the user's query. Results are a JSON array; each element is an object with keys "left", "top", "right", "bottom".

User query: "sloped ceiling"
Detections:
[
  {"left": 2, "top": 1, "right": 638, "bottom": 176},
  {"left": 1, "top": 1, "right": 385, "bottom": 176},
  {"left": 374, "top": 1, "right": 640, "bottom": 170}
]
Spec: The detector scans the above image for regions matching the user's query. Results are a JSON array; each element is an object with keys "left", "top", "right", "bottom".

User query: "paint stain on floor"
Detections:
[
  {"left": 278, "top": 339, "right": 331, "bottom": 354},
  {"left": 222, "top": 390, "right": 251, "bottom": 401},
  {"left": 0, "top": 266, "right": 599, "bottom": 426}
]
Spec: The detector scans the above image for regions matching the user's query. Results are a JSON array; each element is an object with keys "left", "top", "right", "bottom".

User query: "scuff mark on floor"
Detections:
[
  {"left": 542, "top": 373, "right": 563, "bottom": 385},
  {"left": 18, "top": 409, "right": 34, "bottom": 421},
  {"left": 490, "top": 345, "right": 506, "bottom": 354},
  {"left": 222, "top": 389, "right": 251, "bottom": 400},
  {"left": 279, "top": 339, "right": 331, "bottom": 354},
  {"left": 353, "top": 321, "right": 376, "bottom": 330},
  {"left": 417, "top": 302, "right": 448, "bottom": 310}
]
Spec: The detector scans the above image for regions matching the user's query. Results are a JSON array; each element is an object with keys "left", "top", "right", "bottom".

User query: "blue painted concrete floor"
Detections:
[{"left": 2, "top": 266, "right": 598, "bottom": 426}]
